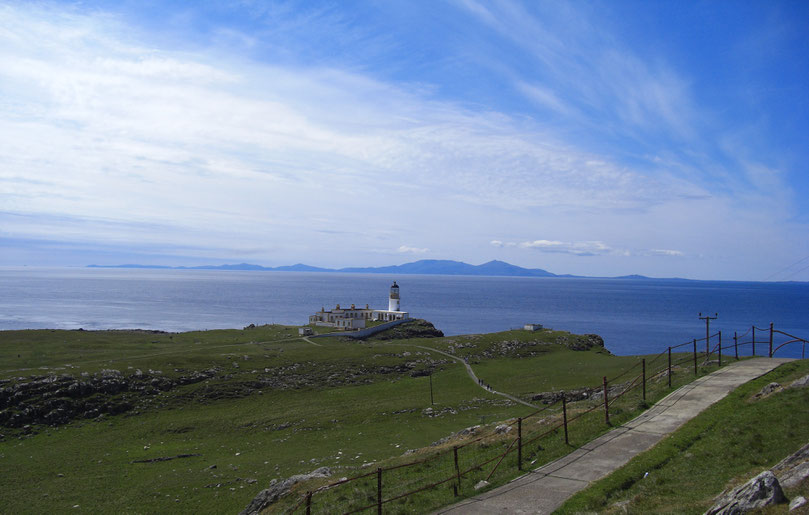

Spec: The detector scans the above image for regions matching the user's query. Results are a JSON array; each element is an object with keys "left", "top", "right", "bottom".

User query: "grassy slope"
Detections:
[
  {"left": 1, "top": 325, "right": 621, "bottom": 513},
  {"left": 557, "top": 359, "right": 809, "bottom": 514},
  {"left": 1, "top": 324, "right": 761, "bottom": 514}
]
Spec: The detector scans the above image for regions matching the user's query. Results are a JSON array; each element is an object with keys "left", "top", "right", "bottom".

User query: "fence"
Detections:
[{"left": 281, "top": 322, "right": 807, "bottom": 514}]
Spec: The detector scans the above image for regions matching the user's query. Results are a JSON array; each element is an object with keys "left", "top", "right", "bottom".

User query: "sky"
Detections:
[{"left": 1, "top": 1, "right": 808, "bottom": 281}]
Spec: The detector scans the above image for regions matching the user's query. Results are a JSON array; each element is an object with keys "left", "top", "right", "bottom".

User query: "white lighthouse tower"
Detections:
[{"left": 388, "top": 281, "right": 400, "bottom": 312}]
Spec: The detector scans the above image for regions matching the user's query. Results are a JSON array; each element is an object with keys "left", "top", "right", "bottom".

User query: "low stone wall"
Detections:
[{"left": 310, "top": 319, "right": 410, "bottom": 340}]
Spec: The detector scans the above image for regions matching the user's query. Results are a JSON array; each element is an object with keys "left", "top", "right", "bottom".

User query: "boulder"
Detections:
[
  {"left": 789, "top": 374, "right": 809, "bottom": 390},
  {"left": 789, "top": 496, "right": 807, "bottom": 511},
  {"left": 495, "top": 424, "right": 512, "bottom": 434},
  {"left": 704, "top": 470, "right": 786, "bottom": 515},
  {"left": 754, "top": 382, "right": 782, "bottom": 398},
  {"left": 240, "top": 467, "right": 331, "bottom": 515},
  {"left": 773, "top": 442, "right": 809, "bottom": 489}
]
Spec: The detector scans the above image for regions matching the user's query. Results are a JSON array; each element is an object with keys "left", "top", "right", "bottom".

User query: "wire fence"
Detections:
[{"left": 278, "top": 322, "right": 806, "bottom": 514}]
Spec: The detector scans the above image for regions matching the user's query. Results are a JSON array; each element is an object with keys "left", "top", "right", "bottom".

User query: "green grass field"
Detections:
[{"left": 0, "top": 323, "right": 769, "bottom": 513}]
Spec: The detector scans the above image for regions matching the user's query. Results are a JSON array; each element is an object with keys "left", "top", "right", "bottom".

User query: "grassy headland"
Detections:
[{"left": 0, "top": 322, "right": 738, "bottom": 513}]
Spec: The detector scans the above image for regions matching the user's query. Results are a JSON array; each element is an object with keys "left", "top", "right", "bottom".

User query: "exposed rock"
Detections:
[
  {"left": 704, "top": 470, "right": 786, "bottom": 515},
  {"left": 570, "top": 334, "right": 606, "bottom": 351},
  {"left": 431, "top": 425, "right": 481, "bottom": 446},
  {"left": 789, "top": 374, "right": 809, "bottom": 389},
  {"left": 494, "top": 424, "right": 512, "bottom": 434},
  {"left": 0, "top": 368, "right": 220, "bottom": 429},
  {"left": 531, "top": 387, "right": 599, "bottom": 404},
  {"left": 367, "top": 319, "right": 444, "bottom": 340},
  {"left": 240, "top": 467, "right": 331, "bottom": 515},
  {"left": 131, "top": 453, "right": 201, "bottom": 464},
  {"left": 754, "top": 382, "right": 782, "bottom": 398},
  {"left": 790, "top": 496, "right": 807, "bottom": 511},
  {"left": 773, "top": 442, "right": 809, "bottom": 489},
  {"left": 456, "top": 425, "right": 480, "bottom": 437},
  {"left": 422, "top": 406, "right": 457, "bottom": 418}
]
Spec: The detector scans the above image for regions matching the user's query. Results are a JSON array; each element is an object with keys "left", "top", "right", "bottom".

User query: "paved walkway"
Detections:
[{"left": 437, "top": 357, "right": 794, "bottom": 514}]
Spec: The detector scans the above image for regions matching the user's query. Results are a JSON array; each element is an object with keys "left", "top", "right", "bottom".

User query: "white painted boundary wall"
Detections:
[{"left": 310, "top": 318, "right": 411, "bottom": 340}]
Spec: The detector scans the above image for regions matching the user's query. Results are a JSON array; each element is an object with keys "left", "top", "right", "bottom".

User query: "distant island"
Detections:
[{"left": 87, "top": 259, "right": 659, "bottom": 280}]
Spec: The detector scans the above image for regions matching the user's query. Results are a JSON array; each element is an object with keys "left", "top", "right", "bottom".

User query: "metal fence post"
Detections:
[
  {"left": 667, "top": 347, "right": 672, "bottom": 388},
  {"left": 769, "top": 322, "right": 773, "bottom": 358},
  {"left": 377, "top": 467, "right": 382, "bottom": 515},
  {"left": 752, "top": 326, "right": 756, "bottom": 356},
  {"left": 306, "top": 491, "right": 312, "bottom": 515},
  {"left": 562, "top": 396, "right": 569, "bottom": 444},
  {"left": 453, "top": 446, "right": 461, "bottom": 493},
  {"left": 642, "top": 358, "right": 646, "bottom": 402},
  {"left": 517, "top": 417, "right": 522, "bottom": 471},
  {"left": 734, "top": 331, "right": 738, "bottom": 360},
  {"left": 693, "top": 339, "right": 697, "bottom": 375},
  {"left": 718, "top": 331, "right": 722, "bottom": 367},
  {"left": 603, "top": 376, "right": 610, "bottom": 425}
]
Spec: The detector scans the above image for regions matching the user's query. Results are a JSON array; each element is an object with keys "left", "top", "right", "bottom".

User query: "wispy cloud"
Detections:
[
  {"left": 458, "top": 0, "right": 697, "bottom": 142},
  {"left": 517, "top": 240, "right": 615, "bottom": 257},
  {"left": 648, "top": 249, "right": 685, "bottom": 257},
  {"left": 0, "top": 2, "right": 805, "bottom": 279},
  {"left": 397, "top": 245, "right": 429, "bottom": 255},
  {"left": 0, "top": 3, "right": 682, "bottom": 257},
  {"left": 492, "top": 239, "right": 684, "bottom": 259}
]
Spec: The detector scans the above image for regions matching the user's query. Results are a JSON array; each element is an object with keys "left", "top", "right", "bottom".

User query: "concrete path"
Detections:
[
  {"left": 437, "top": 357, "right": 794, "bottom": 514},
  {"left": 301, "top": 336, "right": 322, "bottom": 346}
]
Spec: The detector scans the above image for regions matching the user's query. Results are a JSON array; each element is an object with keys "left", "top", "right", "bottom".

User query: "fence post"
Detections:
[
  {"left": 718, "top": 331, "right": 722, "bottom": 367},
  {"left": 306, "top": 491, "right": 312, "bottom": 515},
  {"left": 642, "top": 358, "right": 646, "bottom": 402},
  {"left": 377, "top": 467, "right": 382, "bottom": 515},
  {"left": 453, "top": 446, "right": 461, "bottom": 493},
  {"left": 693, "top": 339, "right": 697, "bottom": 376},
  {"left": 667, "top": 347, "right": 672, "bottom": 388},
  {"left": 734, "top": 331, "right": 738, "bottom": 360},
  {"left": 517, "top": 418, "right": 522, "bottom": 471},
  {"left": 752, "top": 326, "right": 756, "bottom": 356},
  {"left": 769, "top": 322, "right": 773, "bottom": 358},
  {"left": 562, "top": 396, "right": 569, "bottom": 445},
  {"left": 603, "top": 376, "right": 610, "bottom": 425}
]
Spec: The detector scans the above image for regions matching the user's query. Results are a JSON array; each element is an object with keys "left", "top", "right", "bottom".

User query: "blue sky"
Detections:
[{"left": 1, "top": 1, "right": 808, "bottom": 281}]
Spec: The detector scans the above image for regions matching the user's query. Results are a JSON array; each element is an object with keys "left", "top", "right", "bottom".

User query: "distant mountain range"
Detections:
[{"left": 87, "top": 259, "right": 657, "bottom": 279}]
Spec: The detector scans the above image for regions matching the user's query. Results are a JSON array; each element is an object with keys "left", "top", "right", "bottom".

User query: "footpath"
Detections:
[{"left": 437, "top": 357, "right": 794, "bottom": 514}]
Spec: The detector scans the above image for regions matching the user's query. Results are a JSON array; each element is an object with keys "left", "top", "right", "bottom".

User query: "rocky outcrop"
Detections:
[
  {"left": 704, "top": 470, "right": 786, "bottom": 515},
  {"left": 705, "top": 442, "right": 809, "bottom": 515},
  {"left": 0, "top": 368, "right": 218, "bottom": 428},
  {"left": 754, "top": 382, "right": 782, "bottom": 398},
  {"left": 773, "top": 442, "right": 809, "bottom": 489},
  {"left": 1, "top": 353, "right": 453, "bottom": 430},
  {"left": 789, "top": 374, "right": 809, "bottom": 390},
  {"left": 367, "top": 319, "right": 444, "bottom": 340},
  {"left": 569, "top": 334, "right": 606, "bottom": 351},
  {"left": 240, "top": 467, "right": 331, "bottom": 515},
  {"left": 531, "top": 387, "right": 599, "bottom": 404}
]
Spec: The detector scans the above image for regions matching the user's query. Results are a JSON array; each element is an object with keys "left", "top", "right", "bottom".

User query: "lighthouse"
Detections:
[{"left": 388, "top": 281, "right": 400, "bottom": 312}]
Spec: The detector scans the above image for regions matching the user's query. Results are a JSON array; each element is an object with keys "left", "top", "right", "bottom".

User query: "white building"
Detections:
[{"left": 308, "top": 282, "right": 410, "bottom": 330}]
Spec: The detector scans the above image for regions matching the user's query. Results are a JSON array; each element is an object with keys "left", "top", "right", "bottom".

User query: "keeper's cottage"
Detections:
[{"left": 308, "top": 282, "right": 410, "bottom": 330}]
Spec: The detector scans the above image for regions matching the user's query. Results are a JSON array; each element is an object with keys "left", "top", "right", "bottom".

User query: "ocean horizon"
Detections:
[{"left": 1, "top": 267, "right": 807, "bottom": 358}]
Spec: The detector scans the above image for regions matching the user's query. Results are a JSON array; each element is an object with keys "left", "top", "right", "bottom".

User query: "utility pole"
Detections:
[{"left": 699, "top": 312, "right": 718, "bottom": 355}]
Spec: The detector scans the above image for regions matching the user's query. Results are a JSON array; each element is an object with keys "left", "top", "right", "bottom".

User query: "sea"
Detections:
[{"left": 1, "top": 267, "right": 807, "bottom": 358}]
